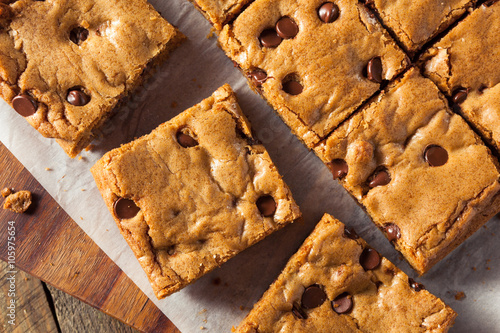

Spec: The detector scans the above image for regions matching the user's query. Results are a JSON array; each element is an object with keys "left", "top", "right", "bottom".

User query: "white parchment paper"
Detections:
[{"left": 1, "top": 1, "right": 499, "bottom": 332}]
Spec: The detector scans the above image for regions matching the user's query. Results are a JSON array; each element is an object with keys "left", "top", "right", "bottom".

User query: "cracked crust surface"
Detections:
[
  {"left": 421, "top": 2, "right": 500, "bottom": 152},
  {"left": 314, "top": 68, "right": 500, "bottom": 274},
  {"left": 218, "top": 0, "right": 408, "bottom": 148},
  {"left": 0, "top": 0, "right": 184, "bottom": 157},
  {"left": 91, "top": 84, "right": 301, "bottom": 299},
  {"left": 236, "top": 213, "right": 456, "bottom": 333},
  {"left": 187, "top": 0, "right": 253, "bottom": 30},
  {"left": 367, "top": 0, "right": 474, "bottom": 54}
]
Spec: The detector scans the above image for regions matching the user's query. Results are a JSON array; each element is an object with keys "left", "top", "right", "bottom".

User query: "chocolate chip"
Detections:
[
  {"left": 176, "top": 131, "right": 198, "bottom": 148},
  {"left": 256, "top": 195, "right": 276, "bottom": 217},
  {"left": 359, "top": 248, "right": 381, "bottom": 271},
  {"left": 328, "top": 159, "right": 348, "bottom": 180},
  {"left": 343, "top": 226, "right": 359, "bottom": 240},
  {"left": 451, "top": 88, "right": 468, "bottom": 104},
  {"left": 368, "top": 168, "right": 390, "bottom": 188},
  {"left": 276, "top": 17, "right": 299, "bottom": 39},
  {"left": 366, "top": 57, "right": 383, "bottom": 83},
  {"left": 301, "top": 285, "right": 327, "bottom": 309},
  {"left": 318, "top": 2, "right": 340, "bottom": 23},
  {"left": 113, "top": 198, "right": 140, "bottom": 219},
  {"left": 424, "top": 145, "right": 448, "bottom": 167},
  {"left": 478, "top": 85, "right": 487, "bottom": 94},
  {"left": 332, "top": 292, "right": 353, "bottom": 314},
  {"left": 409, "top": 278, "right": 425, "bottom": 292},
  {"left": 291, "top": 302, "right": 307, "bottom": 319},
  {"left": 12, "top": 94, "right": 37, "bottom": 117},
  {"left": 67, "top": 89, "right": 90, "bottom": 106},
  {"left": 282, "top": 80, "right": 303, "bottom": 95},
  {"left": 70, "top": 27, "right": 89, "bottom": 45},
  {"left": 384, "top": 223, "right": 401, "bottom": 242},
  {"left": 259, "top": 28, "right": 282, "bottom": 48},
  {"left": 248, "top": 69, "right": 267, "bottom": 87}
]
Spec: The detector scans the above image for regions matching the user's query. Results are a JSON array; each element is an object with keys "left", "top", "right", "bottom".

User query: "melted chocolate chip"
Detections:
[
  {"left": 176, "top": 131, "right": 198, "bottom": 148},
  {"left": 282, "top": 80, "right": 303, "bottom": 95},
  {"left": 359, "top": 248, "right": 381, "bottom": 270},
  {"left": 291, "top": 302, "right": 307, "bottom": 319},
  {"left": 452, "top": 88, "right": 468, "bottom": 104},
  {"left": 67, "top": 89, "right": 91, "bottom": 106},
  {"left": 368, "top": 168, "right": 390, "bottom": 188},
  {"left": 343, "top": 226, "right": 359, "bottom": 240},
  {"left": 332, "top": 292, "right": 353, "bottom": 314},
  {"left": 256, "top": 195, "right": 276, "bottom": 217},
  {"left": 276, "top": 17, "right": 299, "bottom": 39},
  {"left": 248, "top": 69, "right": 268, "bottom": 87},
  {"left": 424, "top": 145, "right": 448, "bottom": 167},
  {"left": 301, "top": 285, "right": 327, "bottom": 309},
  {"left": 318, "top": 2, "right": 340, "bottom": 23},
  {"left": 70, "top": 27, "right": 89, "bottom": 45},
  {"left": 113, "top": 198, "right": 140, "bottom": 219},
  {"left": 384, "top": 223, "right": 401, "bottom": 242},
  {"left": 409, "top": 278, "right": 425, "bottom": 292},
  {"left": 328, "top": 159, "right": 348, "bottom": 180},
  {"left": 12, "top": 94, "right": 37, "bottom": 117},
  {"left": 366, "top": 57, "right": 383, "bottom": 83},
  {"left": 259, "top": 29, "right": 282, "bottom": 48}
]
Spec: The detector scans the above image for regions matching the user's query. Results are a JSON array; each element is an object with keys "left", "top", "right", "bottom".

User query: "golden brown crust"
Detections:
[{"left": 187, "top": 0, "right": 253, "bottom": 30}]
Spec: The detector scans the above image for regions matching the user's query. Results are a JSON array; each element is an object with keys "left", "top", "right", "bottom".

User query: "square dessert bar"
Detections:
[
  {"left": 0, "top": 0, "right": 184, "bottom": 157},
  {"left": 219, "top": 0, "right": 409, "bottom": 148},
  {"left": 91, "top": 84, "right": 301, "bottom": 299},
  {"left": 421, "top": 1, "right": 500, "bottom": 152},
  {"left": 186, "top": 0, "right": 253, "bottom": 30},
  {"left": 314, "top": 68, "right": 500, "bottom": 274},
  {"left": 237, "top": 214, "right": 456, "bottom": 332},
  {"left": 366, "top": 0, "right": 474, "bottom": 54}
]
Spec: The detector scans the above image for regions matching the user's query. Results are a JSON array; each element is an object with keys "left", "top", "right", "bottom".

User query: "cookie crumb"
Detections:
[
  {"left": 239, "top": 305, "right": 245, "bottom": 311},
  {"left": 206, "top": 28, "right": 216, "bottom": 39},
  {"left": 1, "top": 187, "right": 13, "bottom": 197},
  {"left": 200, "top": 326, "right": 205, "bottom": 330},
  {"left": 45, "top": 167, "right": 52, "bottom": 171},
  {"left": 171, "top": 101, "right": 178, "bottom": 108},
  {"left": 454, "top": 291, "right": 466, "bottom": 301},
  {"left": 198, "top": 309, "right": 207, "bottom": 315},
  {"left": 85, "top": 144, "right": 95, "bottom": 152},
  {"left": 3, "top": 190, "right": 32, "bottom": 213}
]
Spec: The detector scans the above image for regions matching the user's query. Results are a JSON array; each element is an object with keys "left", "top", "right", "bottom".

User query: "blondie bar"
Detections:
[
  {"left": 314, "top": 68, "right": 500, "bottom": 274},
  {"left": 0, "top": 0, "right": 184, "bottom": 157},
  {"left": 236, "top": 214, "right": 456, "bottom": 332},
  {"left": 91, "top": 84, "right": 301, "bottom": 299}
]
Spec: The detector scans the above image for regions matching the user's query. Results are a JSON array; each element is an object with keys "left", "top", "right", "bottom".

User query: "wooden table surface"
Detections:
[{"left": 0, "top": 142, "right": 180, "bottom": 333}]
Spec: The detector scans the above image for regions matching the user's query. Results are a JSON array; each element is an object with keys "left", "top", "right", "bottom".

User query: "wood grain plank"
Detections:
[{"left": 0, "top": 142, "right": 180, "bottom": 333}]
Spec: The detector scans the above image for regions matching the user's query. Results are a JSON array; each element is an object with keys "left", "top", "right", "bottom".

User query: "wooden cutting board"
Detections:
[{"left": 0, "top": 142, "right": 180, "bottom": 333}]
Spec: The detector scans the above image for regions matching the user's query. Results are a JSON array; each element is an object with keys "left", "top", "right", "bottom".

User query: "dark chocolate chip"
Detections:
[
  {"left": 291, "top": 302, "right": 307, "bottom": 320},
  {"left": 451, "top": 88, "right": 468, "bottom": 104},
  {"left": 70, "top": 27, "right": 89, "bottom": 45},
  {"left": 176, "top": 131, "right": 198, "bottom": 148},
  {"left": 368, "top": 168, "right": 390, "bottom": 188},
  {"left": 409, "top": 278, "right": 425, "bottom": 292},
  {"left": 424, "top": 145, "right": 448, "bottom": 167},
  {"left": 113, "top": 198, "right": 140, "bottom": 219},
  {"left": 343, "top": 226, "right": 359, "bottom": 240},
  {"left": 478, "top": 85, "right": 487, "bottom": 94},
  {"left": 256, "top": 195, "right": 276, "bottom": 217},
  {"left": 282, "top": 80, "right": 303, "bottom": 95},
  {"left": 67, "top": 89, "right": 91, "bottom": 106},
  {"left": 359, "top": 248, "right": 381, "bottom": 271},
  {"left": 366, "top": 57, "right": 383, "bottom": 83},
  {"left": 248, "top": 69, "right": 268, "bottom": 87},
  {"left": 384, "top": 223, "right": 401, "bottom": 242},
  {"left": 332, "top": 292, "right": 353, "bottom": 314},
  {"left": 328, "top": 159, "right": 348, "bottom": 180},
  {"left": 12, "top": 94, "right": 37, "bottom": 117},
  {"left": 259, "top": 28, "right": 282, "bottom": 48},
  {"left": 276, "top": 17, "right": 299, "bottom": 39},
  {"left": 301, "top": 285, "right": 327, "bottom": 309},
  {"left": 318, "top": 2, "right": 340, "bottom": 23}
]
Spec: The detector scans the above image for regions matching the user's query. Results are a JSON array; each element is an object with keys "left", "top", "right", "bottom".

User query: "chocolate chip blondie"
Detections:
[
  {"left": 314, "top": 68, "right": 500, "bottom": 274},
  {"left": 218, "top": 0, "right": 409, "bottom": 148},
  {"left": 366, "top": 0, "right": 474, "bottom": 54},
  {"left": 91, "top": 84, "right": 301, "bottom": 299},
  {"left": 421, "top": 1, "right": 500, "bottom": 152},
  {"left": 186, "top": 0, "right": 253, "bottom": 30},
  {"left": 236, "top": 213, "right": 456, "bottom": 332},
  {"left": 0, "top": 0, "right": 184, "bottom": 157}
]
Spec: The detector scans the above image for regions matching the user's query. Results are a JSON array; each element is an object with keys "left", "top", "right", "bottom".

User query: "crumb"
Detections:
[
  {"left": 454, "top": 291, "right": 466, "bottom": 301},
  {"left": 231, "top": 326, "right": 236, "bottom": 332},
  {"left": 85, "top": 144, "right": 95, "bottom": 152},
  {"left": 212, "top": 277, "right": 221, "bottom": 286},
  {"left": 472, "top": 267, "right": 476, "bottom": 271},
  {"left": 80, "top": 217, "right": 83, "bottom": 220},
  {"left": 239, "top": 305, "right": 245, "bottom": 311},
  {"left": 198, "top": 84, "right": 202, "bottom": 89},
  {"left": 45, "top": 168, "right": 52, "bottom": 171},
  {"left": 198, "top": 309, "right": 207, "bottom": 315},
  {"left": 3, "top": 190, "right": 32, "bottom": 213},
  {"left": 206, "top": 28, "right": 216, "bottom": 39},
  {"left": 81, "top": 189, "right": 86, "bottom": 191},
  {"left": 50, "top": 263, "right": 55, "bottom": 266},
  {"left": 486, "top": 267, "right": 491, "bottom": 270},
  {"left": 1, "top": 187, "right": 12, "bottom": 197},
  {"left": 192, "top": 78, "right": 197, "bottom": 82},
  {"left": 203, "top": 319, "right": 207, "bottom": 323},
  {"left": 24, "top": 277, "right": 29, "bottom": 281},
  {"left": 200, "top": 326, "right": 205, "bottom": 330},
  {"left": 171, "top": 101, "right": 178, "bottom": 108},
  {"left": 78, "top": 156, "right": 86, "bottom": 161}
]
